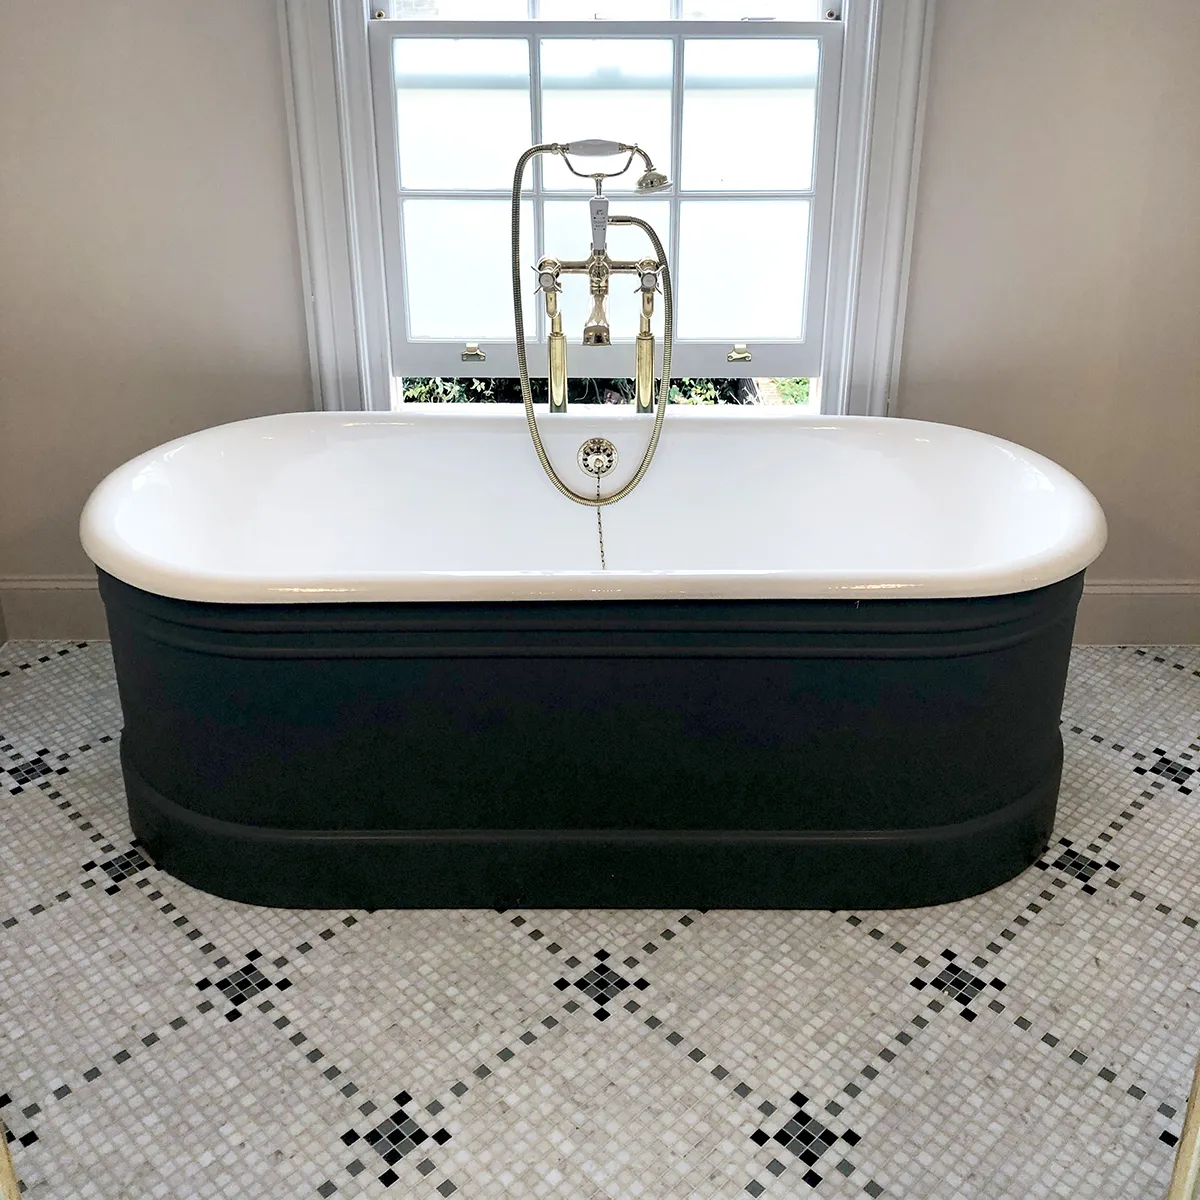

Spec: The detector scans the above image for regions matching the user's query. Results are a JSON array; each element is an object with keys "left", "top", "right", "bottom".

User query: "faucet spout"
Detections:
[{"left": 582, "top": 255, "right": 611, "bottom": 346}]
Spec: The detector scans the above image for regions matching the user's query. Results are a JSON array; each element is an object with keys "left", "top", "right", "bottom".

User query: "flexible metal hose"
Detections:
[{"left": 510, "top": 145, "right": 674, "bottom": 507}]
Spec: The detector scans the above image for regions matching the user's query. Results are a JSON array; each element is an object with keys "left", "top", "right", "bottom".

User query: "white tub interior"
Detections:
[{"left": 80, "top": 409, "right": 1107, "bottom": 603}]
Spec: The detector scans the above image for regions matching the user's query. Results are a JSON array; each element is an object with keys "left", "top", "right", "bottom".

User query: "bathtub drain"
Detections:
[{"left": 578, "top": 437, "right": 617, "bottom": 571}]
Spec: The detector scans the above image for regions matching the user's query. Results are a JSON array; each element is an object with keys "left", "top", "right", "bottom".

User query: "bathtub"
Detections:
[{"left": 80, "top": 408, "right": 1106, "bottom": 909}]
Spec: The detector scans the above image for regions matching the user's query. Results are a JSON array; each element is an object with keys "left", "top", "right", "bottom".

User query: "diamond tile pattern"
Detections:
[{"left": 1, "top": 639, "right": 1198, "bottom": 1198}]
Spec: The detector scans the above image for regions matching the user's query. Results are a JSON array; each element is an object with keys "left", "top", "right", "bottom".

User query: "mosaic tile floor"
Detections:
[{"left": 2, "top": 640, "right": 1199, "bottom": 1200}]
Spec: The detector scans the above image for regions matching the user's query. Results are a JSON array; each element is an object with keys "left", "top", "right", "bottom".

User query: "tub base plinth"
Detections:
[{"left": 125, "top": 745, "right": 1059, "bottom": 910}]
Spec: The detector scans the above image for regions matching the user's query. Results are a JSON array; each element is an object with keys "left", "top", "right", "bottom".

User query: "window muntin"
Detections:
[{"left": 369, "top": 16, "right": 842, "bottom": 383}]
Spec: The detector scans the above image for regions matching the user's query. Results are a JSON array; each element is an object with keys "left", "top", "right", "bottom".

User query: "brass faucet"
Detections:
[
  {"left": 510, "top": 140, "right": 675, "bottom": 509},
  {"left": 531, "top": 142, "right": 669, "bottom": 415}
]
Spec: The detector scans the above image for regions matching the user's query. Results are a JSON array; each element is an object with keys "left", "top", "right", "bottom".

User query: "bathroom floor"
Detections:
[{"left": 1, "top": 642, "right": 1198, "bottom": 1199}]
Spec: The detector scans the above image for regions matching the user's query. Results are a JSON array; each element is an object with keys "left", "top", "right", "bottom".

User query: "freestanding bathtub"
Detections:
[{"left": 80, "top": 408, "right": 1106, "bottom": 909}]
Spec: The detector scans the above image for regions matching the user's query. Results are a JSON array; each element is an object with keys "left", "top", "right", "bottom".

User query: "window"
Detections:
[
  {"left": 368, "top": 3, "right": 840, "bottom": 384},
  {"left": 280, "top": 0, "right": 932, "bottom": 413}
]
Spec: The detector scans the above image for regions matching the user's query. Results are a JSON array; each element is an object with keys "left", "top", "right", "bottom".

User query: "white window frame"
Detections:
[
  {"left": 278, "top": 0, "right": 935, "bottom": 414},
  {"left": 369, "top": 18, "right": 840, "bottom": 382}
]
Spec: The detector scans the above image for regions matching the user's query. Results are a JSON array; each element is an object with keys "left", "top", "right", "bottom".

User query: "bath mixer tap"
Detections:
[
  {"left": 511, "top": 140, "right": 675, "bottom": 511},
  {"left": 528, "top": 141, "right": 670, "bottom": 415}
]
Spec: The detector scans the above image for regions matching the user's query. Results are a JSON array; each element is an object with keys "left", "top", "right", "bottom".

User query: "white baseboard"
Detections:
[{"left": 1, "top": 574, "right": 1196, "bottom": 645}]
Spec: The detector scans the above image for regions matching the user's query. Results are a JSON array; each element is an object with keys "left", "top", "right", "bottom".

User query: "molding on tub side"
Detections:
[
  {"left": 0, "top": 574, "right": 1194, "bottom": 646},
  {"left": 0, "top": 576, "right": 108, "bottom": 641}
]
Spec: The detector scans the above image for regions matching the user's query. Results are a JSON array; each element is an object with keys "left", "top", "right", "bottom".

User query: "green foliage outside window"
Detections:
[{"left": 402, "top": 377, "right": 811, "bottom": 406}]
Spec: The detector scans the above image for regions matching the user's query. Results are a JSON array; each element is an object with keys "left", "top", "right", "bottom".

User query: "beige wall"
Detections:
[
  {"left": 898, "top": 0, "right": 1200, "bottom": 640},
  {"left": 0, "top": 0, "right": 311, "bottom": 635}
]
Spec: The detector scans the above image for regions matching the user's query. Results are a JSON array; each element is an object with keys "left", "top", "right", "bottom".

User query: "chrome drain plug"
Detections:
[{"left": 578, "top": 437, "right": 618, "bottom": 476}]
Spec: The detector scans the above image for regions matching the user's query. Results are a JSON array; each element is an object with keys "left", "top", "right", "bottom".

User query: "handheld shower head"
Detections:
[
  {"left": 636, "top": 167, "right": 670, "bottom": 192},
  {"left": 631, "top": 145, "right": 670, "bottom": 192}
]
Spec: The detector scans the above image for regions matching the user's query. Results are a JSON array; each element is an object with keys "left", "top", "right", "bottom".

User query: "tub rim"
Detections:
[{"left": 80, "top": 409, "right": 1108, "bottom": 605}]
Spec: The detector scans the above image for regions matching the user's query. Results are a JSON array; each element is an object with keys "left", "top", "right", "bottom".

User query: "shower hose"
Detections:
[{"left": 510, "top": 143, "right": 674, "bottom": 507}]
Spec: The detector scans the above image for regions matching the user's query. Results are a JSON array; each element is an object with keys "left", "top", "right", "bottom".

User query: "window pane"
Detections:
[
  {"left": 677, "top": 201, "right": 809, "bottom": 338},
  {"left": 543, "top": 200, "right": 670, "bottom": 339},
  {"left": 540, "top": 40, "right": 672, "bottom": 192},
  {"left": 682, "top": 40, "right": 818, "bottom": 191},
  {"left": 392, "top": 0, "right": 527, "bottom": 17},
  {"left": 393, "top": 40, "right": 530, "bottom": 190},
  {"left": 681, "top": 1, "right": 824, "bottom": 14},
  {"left": 403, "top": 200, "right": 534, "bottom": 339},
  {"left": 539, "top": 0, "right": 671, "bottom": 16}
]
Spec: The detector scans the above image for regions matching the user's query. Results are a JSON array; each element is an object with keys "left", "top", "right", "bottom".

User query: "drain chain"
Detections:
[{"left": 595, "top": 474, "right": 606, "bottom": 571}]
